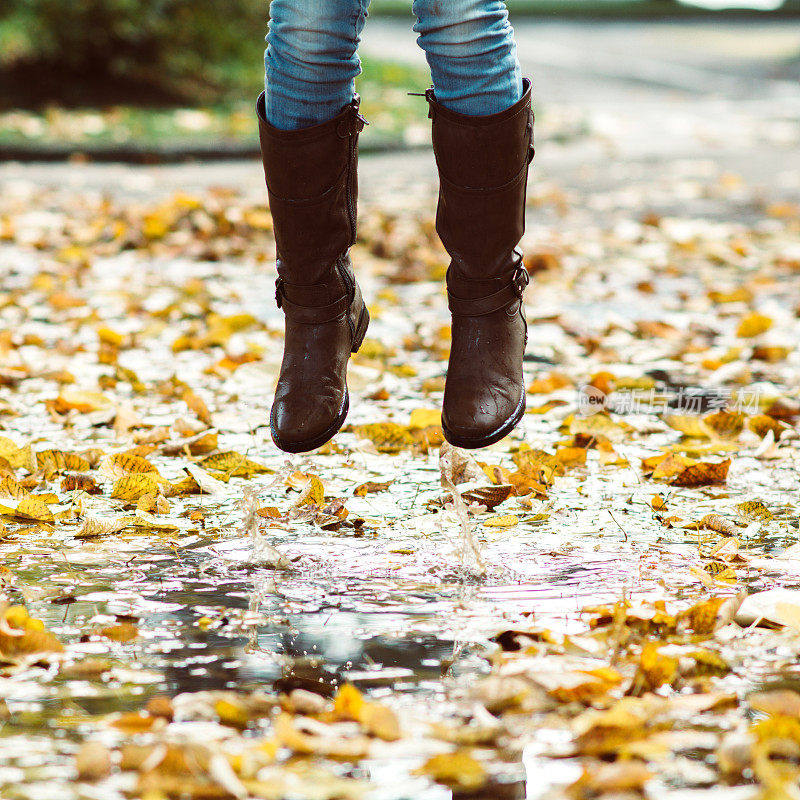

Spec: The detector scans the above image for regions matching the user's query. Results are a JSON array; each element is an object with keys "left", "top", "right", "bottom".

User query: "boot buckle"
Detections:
[{"left": 512, "top": 264, "right": 530, "bottom": 298}]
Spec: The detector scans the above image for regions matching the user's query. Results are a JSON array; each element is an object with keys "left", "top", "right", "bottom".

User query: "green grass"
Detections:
[{"left": 0, "top": 56, "right": 430, "bottom": 155}]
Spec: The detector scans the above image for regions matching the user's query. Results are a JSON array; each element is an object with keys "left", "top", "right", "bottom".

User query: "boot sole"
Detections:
[
  {"left": 270, "top": 390, "right": 350, "bottom": 454},
  {"left": 270, "top": 302, "right": 369, "bottom": 454},
  {"left": 442, "top": 391, "right": 526, "bottom": 450}
]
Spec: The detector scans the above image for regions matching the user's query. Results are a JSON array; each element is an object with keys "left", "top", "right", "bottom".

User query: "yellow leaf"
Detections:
[
  {"left": 663, "top": 415, "right": 714, "bottom": 439},
  {"left": 0, "top": 437, "right": 32, "bottom": 470},
  {"left": 111, "top": 475, "right": 163, "bottom": 502},
  {"left": 333, "top": 684, "right": 364, "bottom": 722},
  {"left": 414, "top": 751, "right": 486, "bottom": 791},
  {"left": 294, "top": 476, "right": 325, "bottom": 507},
  {"left": 99, "top": 453, "right": 162, "bottom": 480},
  {"left": 350, "top": 422, "right": 416, "bottom": 453},
  {"left": 37, "top": 450, "right": 92, "bottom": 475},
  {"left": 408, "top": 408, "right": 441, "bottom": 429},
  {"left": 0, "top": 605, "right": 63, "bottom": 658},
  {"left": 74, "top": 515, "right": 137, "bottom": 539},
  {"left": 199, "top": 452, "right": 271, "bottom": 478},
  {"left": 483, "top": 515, "right": 519, "bottom": 528},
  {"left": 50, "top": 390, "right": 112, "bottom": 414},
  {"left": 0, "top": 476, "right": 29, "bottom": 500},
  {"left": 0, "top": 496, "right": 54, "bottom": 523},
  {"left": 737, "top": 312, "right": 773, "bottom": 337},
  {"left": 100, "top": 622, "right": 139, "bottom": 642}
]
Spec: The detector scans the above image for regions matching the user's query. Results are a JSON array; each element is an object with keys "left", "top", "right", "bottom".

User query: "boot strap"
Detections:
[
  {"left": 275, "top": 278, "right": 350, "bottom": 325},
  {"left": 447, "top": 262, "right": 529, "bottom": 318}
]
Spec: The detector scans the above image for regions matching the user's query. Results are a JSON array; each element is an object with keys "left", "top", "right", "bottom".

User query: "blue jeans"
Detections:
[{"left": 265, "top": 0, "right": 523, "bottom": 130}]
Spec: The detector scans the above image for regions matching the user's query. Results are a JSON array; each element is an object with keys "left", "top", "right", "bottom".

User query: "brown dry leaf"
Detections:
[
  {"left": 353, "top": 481, "right": 392, "bottom": 497},
  {"left": 414, "top": 751, "right": 487, "bottom": 792},
  {"left": 670, "top": 458, "right": 731, "bottom": 487},
  {"left": 736, "top": 500, "right": 773, "bottom": 522},
  {"left": 705, "top": 410, "right": 745, "bottom": 439},
  {"left": 701, "top": 513, "right": 739, "bottom": 537},
  {"left": 61, "top": 474, "right": 101, "bottom": 494},
  {"left": 408, "top": 408, "right": 441, "bottom": 429},
  {"left": 198, "top": 451, "right": 271, "bottom": 478},
  {"left": 748, "top": 414, "right": 789, "bottom": 440},
  {"left": 461, "top": 485, "right": 513, "bottom": 510},
  {"left": 111, "top": 475, "right": 163, "bottom": 502}
]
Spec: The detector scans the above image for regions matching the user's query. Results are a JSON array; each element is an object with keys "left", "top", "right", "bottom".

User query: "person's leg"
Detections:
[
  {"left": 257, "top": 0, "right": 371, "bottom": 453},
  {"left": 265, "top": 0, "right": 369, "bottom": 130},
  {"left": 413, "top": 0, "right": 534, "bottom": 449},
  {"left": 412, "top": 0, "right": 523, "bottom": 116}
]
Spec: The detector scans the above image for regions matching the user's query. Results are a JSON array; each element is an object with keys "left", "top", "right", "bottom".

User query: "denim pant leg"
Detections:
[
  {"left": 412, "top": 0, "right": 523, "bottom": 116},
  {"left": 265, "top": 0, "right": 370, "bottom": 130}
]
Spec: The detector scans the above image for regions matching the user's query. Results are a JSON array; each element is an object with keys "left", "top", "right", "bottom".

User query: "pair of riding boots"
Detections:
[{"left": 256, "top": 79, "right": 534, "bottom": 453}]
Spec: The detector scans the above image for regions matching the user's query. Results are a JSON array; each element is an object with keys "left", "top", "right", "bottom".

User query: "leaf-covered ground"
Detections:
[{"left": 1, "top": 135, "right": 800, "bottom": 800}]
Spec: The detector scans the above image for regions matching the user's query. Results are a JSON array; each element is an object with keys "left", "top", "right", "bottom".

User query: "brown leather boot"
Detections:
[
  {"left": 256, "top": 92, "right": 370, "bottom": 453},
  {"left": 426, "top": 79, "right": 534, "bottom": 449}
]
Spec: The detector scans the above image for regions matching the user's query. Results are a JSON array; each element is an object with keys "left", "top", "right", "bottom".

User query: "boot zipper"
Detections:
[{"left": 345, "top": 97, "right": 368, "bottom": 247}]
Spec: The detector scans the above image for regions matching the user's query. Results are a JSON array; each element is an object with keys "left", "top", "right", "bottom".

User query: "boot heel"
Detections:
[{"left": 351, "top": 304, "right": 370, "bottom": 354}]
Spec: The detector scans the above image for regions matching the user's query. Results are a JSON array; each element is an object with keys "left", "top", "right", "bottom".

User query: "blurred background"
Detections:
[{"left": 0, "top": 0, "right": 799, "bottom": 161}]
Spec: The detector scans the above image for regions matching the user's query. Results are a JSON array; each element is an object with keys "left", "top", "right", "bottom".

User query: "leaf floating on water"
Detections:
[
  {"left": 736, "top": 311, "right": 772, "bottom": 337},
  {"left": 414, "top": 751, "right": 487, "bottom": 791},
  {"left": 48, "top": 389, "right": 113, "bottom": 414},
  {"left": 74, "top": 515, "right": 136, "bottom": 539},
  {"left": 483, "top": 514, "right": 519, "bottom": 528},
  {"left": 0, "top": 604, "right": 63, "bottom": 658},
  {"left": 353, "top": 480, "right": 392, "bottom": 496},
  {"left": 0, "top": 495, "right": 55, "bottom": 523},
  {"left": 99, "top": 452, "right": 162, "bottom": 481},
  {"left": 111, "top": 475, "right": 163, "bottom": 502},
  {"left": 37, "top": 450, "right": 92, "bottom": 475},
  {"left": 199, "top": 451, "right": 272, "bottom": 478},
  {"left": 0, "top": 437, "right": 33, "bottom": 471},
  {"left": 670, "top": 458, "right": 731, "bottom": 487}
]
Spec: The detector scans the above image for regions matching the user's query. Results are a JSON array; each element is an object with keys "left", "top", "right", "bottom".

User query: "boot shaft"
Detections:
[
  {"left": 426, "top": 78, "right": 534, "bottom": 280},
  {"left": 256, "top": 92, "right": 366, "bottom": 289}
]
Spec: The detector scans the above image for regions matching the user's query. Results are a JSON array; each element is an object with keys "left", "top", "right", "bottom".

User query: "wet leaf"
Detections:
[{"left": 414, "top": 751, "right": 486, "bottom": 791}]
